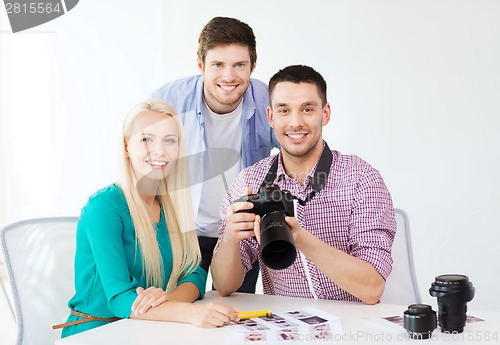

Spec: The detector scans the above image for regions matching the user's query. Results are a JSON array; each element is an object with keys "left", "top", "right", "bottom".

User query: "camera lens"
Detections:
[
  {"left": 403, "top": 304, "right": 437, "bottom": 339},
  {"left": 429, "top": 274, "right": 475, "bottom": 333},
  {"left": 260, "top": 210, "right": 296, "bottom": 270}
]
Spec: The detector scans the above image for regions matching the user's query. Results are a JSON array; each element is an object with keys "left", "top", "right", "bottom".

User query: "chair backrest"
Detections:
[
  {"left": 380, "top": 208, "right": 421, "bottom": 306},
  {"left": 0, "top": 217, "right": 78, "bottom": 345}
]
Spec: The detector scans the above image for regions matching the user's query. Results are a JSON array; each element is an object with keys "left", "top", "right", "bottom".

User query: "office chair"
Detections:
[
  {"left": 0, "top": 217, "right": 78, "bottom": 345},
  {"left": 380, "top": 208, "right": 422, "bottom": 305}
]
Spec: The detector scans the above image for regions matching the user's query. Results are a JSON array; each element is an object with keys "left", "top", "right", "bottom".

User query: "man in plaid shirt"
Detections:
[{"left": 211, "top": 65, "right": 396, "bottom": 304}]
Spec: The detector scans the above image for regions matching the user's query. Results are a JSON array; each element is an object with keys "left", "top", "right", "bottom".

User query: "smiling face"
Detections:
[
  {"left": 126, "top": 110, "right": 180, "bottom": 182},
  {"left": 198, "top": 43, "right": 255, "bottom": 114},
  {"left": 267, "top": 81, "right": 330, "bottom": 165}
]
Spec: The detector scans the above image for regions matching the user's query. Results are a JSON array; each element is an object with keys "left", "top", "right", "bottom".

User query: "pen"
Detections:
[{"left": 236, "top": 309, "right": 273, "bottom": 320}]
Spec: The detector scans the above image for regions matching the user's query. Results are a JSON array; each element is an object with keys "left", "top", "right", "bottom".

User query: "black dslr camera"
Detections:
[{"left": 235, "top": 183, "right": 296, "bottom": 270}]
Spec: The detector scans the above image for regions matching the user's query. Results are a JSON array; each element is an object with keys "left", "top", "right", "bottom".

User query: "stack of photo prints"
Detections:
[{"left": 225, "top": 307, "right": 343, "bottom": 342}]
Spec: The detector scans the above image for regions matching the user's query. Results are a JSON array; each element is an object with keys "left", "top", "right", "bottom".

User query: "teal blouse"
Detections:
[{"left": 61, "top": 184, "right": 207, "bottom": 337}]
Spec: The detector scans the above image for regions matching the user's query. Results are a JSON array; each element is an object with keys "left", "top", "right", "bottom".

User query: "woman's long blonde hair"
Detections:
[{"left": 116, "top": 99, "right": 200, "bottom": 292}]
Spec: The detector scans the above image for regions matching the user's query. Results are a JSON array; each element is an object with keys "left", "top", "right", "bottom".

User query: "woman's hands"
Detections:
[
  {"left": 130, "top": 287, "right": 238, "bottom": 328},
  {"left": 188, "top": 302, "right": 238, "bottom": 328},
  {"left": 131, "top": 286, "right": 170, "bottom": 315}
]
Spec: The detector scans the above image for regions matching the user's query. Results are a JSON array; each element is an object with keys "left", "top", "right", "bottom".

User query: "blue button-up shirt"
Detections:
[{"left": 151, "top": 75, "right": 279, "bottom": 227}]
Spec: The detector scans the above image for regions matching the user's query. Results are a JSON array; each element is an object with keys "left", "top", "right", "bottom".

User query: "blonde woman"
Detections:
[{"left": 59, "top": 100, "right": 237, "bottom": 337}]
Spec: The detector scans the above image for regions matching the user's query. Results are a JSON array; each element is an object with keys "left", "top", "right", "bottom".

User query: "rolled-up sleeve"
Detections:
[{"left": 349, "top": 166, "right": 396, "bottom": 280}]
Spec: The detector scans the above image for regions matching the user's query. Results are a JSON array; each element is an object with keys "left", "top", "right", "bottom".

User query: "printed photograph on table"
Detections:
[
  {"left": 244, "top": 332, "right": 266, "bottom": 342},
  {"left": 226, "top": 307, "right": 342, "bottom": 343},
  {"left": 310, "top": 331, "right": 334, "bottom": 340},
  {"left": 285, "top": 310, "right": 313, "bottom": 319},
  {"left": 258, "top": 314, "right": 284, "bottom": 322},
  {"left": 384, "top": 315, "right": 404, "bottom": 326},
  {"left": 277, "top": 329, "right": 300, "bottom": 341},
  {"left": 240, "top": 321, "right": 270, "bottom": 332},
  {"left": 309, "top": 323, "right": 331, "bottom": 332},
  {"left": 298, "top": 315, "right": 328, "bottom": 325},
  {"left": 270, "top": 317, "right": 298, "bottom": 328},
  {"left": 466, "top": 315, "right": 485, "bottom": 323}
]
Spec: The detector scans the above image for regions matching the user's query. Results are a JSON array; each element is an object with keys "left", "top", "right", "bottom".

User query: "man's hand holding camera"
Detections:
[
  {"left": 222, "top": 187, "right": 259, "bottom": 246},
  {"left": 224, "top": 187, "right": 308, "bottom": 252},
  {"left": 217, "top": 184, "right": 386, "bottom": 303},
  {"left": 272, "top": 215, "right": 309, "bottom": 248}
]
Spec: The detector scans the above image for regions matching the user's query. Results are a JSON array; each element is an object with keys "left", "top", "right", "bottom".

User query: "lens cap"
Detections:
[
  {"left": 430, "top": 274, "right": 474, "bottom": 297},
  {"left": 403, "top": 304, "right": 437, "bottom": 339}
]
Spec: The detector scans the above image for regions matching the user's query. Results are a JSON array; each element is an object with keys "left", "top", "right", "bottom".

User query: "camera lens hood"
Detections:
[{"left": 429, "top": 274, "right": 475, "bottom": 301}]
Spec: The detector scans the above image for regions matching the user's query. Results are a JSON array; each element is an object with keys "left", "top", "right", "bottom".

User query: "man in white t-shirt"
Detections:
[{"left": 151, "top": 17, "right": 278, "bottom": 293}]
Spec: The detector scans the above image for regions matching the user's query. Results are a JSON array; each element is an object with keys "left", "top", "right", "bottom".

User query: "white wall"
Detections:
[{"left": 1, "top": 0, "right": 499, "bottom": 311}]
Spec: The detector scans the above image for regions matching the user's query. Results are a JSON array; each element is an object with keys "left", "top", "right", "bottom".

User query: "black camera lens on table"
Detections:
[
  {"left": 403, "top": 304, "right": 437, "bottom": 339},
  {"left": 429, "top": 274, "right": 475, "bottom": 333},
  {"left": 235, "top": 183, "right": 296, "bottom": 270}
]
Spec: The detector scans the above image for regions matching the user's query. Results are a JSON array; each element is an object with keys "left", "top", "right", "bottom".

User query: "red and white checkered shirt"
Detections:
[{"left": 218, "top": 149, "right": 396, "bottom": 301}]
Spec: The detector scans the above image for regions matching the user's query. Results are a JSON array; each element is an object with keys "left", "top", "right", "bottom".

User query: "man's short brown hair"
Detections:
[{"left": 197, "top": 17, "right": 257, "bottom": 67}]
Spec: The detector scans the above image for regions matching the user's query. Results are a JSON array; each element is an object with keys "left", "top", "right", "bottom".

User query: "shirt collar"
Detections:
[
  {"left": 275, "top": 151, "right": 320, "bottom": 188},
  {"left": 195, "top": 76, "right": 256, "bottom": 121}
]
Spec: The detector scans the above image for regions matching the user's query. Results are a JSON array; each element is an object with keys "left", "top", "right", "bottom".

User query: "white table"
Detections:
[{"left": 55, "top": 291, "right": 500, "bottom": 345}]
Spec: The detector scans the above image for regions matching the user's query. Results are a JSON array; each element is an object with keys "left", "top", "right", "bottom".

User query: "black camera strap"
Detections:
[{"left": 262, "top": 141, "right": 333, "bottom": 206}]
